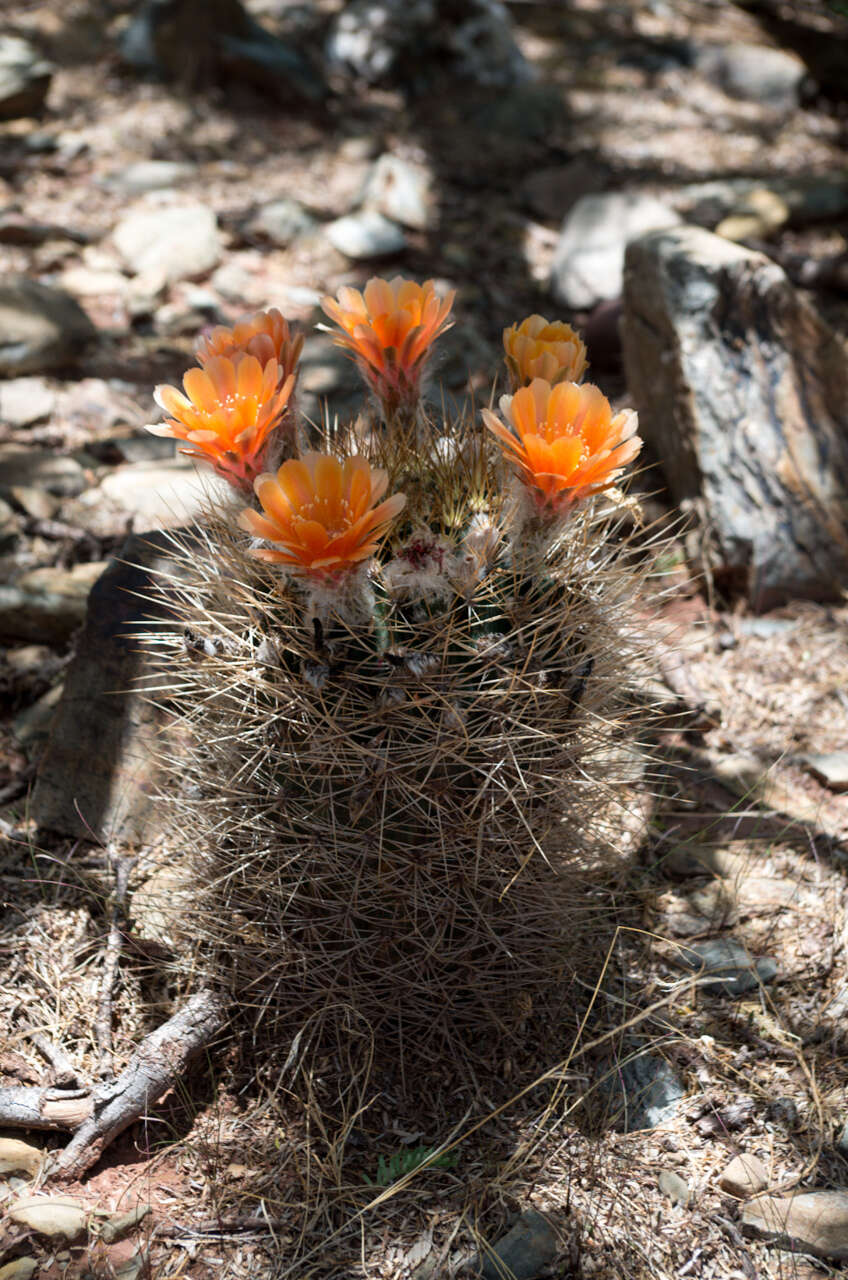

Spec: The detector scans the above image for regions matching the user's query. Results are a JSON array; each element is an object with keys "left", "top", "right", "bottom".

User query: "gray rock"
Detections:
[
  {"left": 672, "top": 938, "right": 777, "bottom": 996},
  {"left": 30, "top": 534, "right": 187, "bottom": 842},
  {"left": 119, "top": 0, "right": 323, "bottom": 103},
  {"left": 60, "top": 265, "right": 130, "bottom": 300},
  {"left": 8, "top": 486, "right": 58, "bottom": 520},
  {"left": 0, "top": 446, "right": 87, "bottom": 498},
  {"left": 442, "top": 0, "right": 531, "bottom": 89},
  {"left": 621, "top": 226, "right": 848, "bottom": 610},
  {"left": 797, "top": 752, "right": 848, "bottom": 793},
  {"left": 0, "top": 35, "right": 53, "bottom": 120},
  {"left": 719, "top": 1153, "right": 768, "bottom": 1198},
  {"left": 477, "top": 1210, "right": 559, "bottom": 1280},
  {"left": 249, "top": 198, "right": 315, "bottom": 246},
  {"left": 434, "top": 322, "right": 493, "bottom": 392},
  {"left": 324, "top": 209, "right": 406, "bottom": 259},
  {"left": 655, "top": 844, "right": 742, "bottom": 885},
  {"left": 672, "top": 176, "right": 848, "bottom": 230},
  {"left": 154, "top": 301, "right": 207, "bottom": 337},
  {"left": 126, "top": 269, "right": 169, "bottom": 318},
  {"left": 182, "top": 285, "right": 220, "bottom": 313},
  {"left": 0, "top": 562, "right": 109, "bottom": 644},
  {"left": 698, "top": 42, "right": 806, "bottom": 110},
  {"left": 326, "top": 0, "right": 435, "bottom": 82},
  {"left": 66, "top": 459, "right": 231, "bottom": 538},
  {"left": 551, "top": 193, "right": 680, "bottom": 310},
  {"left": 0, "top": 377, "right": 55, "bottom": 427},
  {"left": 658, "top": 1169, "right": 691, "bottom": 1206},
  {"left": 326, "top": 0, "right": 529, "bottom": 88},
  {"left": 103, "top": 160, "right": 197, "bottom": 194},
  {"left": 59, "top": 377, "right": 147, "bottom": 435},
  {"left": 113, "top": 203, "right": 221, "bottom": 283},
  {"left": 218, "top": 29, "right": 324, "bottom": 104},
  {"left": 0, "top": 279, "right": 95, "bottom": 376},
  {"left": 601, "top": 1050, "right": 685, "bottom": 1132},
  {"left": 209, "top": 259, "right": 262, "bottom": 306},
  {"left": 362, "top": 154, "right": 434, "bottom": 231},
  {"left": 742, "top": 1190, "right": 848, "bottom": 1261}
]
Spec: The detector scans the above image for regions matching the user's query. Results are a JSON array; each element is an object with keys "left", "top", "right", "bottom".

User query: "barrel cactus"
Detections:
[{"left": 145, "top": 282, "right": 650, "bottom": 1064}]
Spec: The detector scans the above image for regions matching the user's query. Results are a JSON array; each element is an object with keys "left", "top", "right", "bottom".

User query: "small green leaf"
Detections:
[{"left": 373, "top": 1144, "right": 458, "bottom": 1187}]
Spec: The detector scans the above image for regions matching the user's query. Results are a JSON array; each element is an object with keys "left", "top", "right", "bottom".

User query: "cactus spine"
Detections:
[{"left": 146, "top": 287, "right": 650, "bottom": 1065}]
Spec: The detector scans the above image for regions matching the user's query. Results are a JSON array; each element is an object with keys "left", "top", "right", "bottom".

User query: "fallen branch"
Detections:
[
  {"left": 52, "top": 989, "right": 228, "bottom": 1181},
  {"left": 24, "top": 1030, "right": 80, "bottom": 1088},
  {"left": 0, "top": 993, "right": 227, "bottom": 1174},
  {"left": 54, "top": 988, "right": 228, "bottom": 1177},
  {"left": 0, "top": 1086, "right": 93, "bottom": 1130}
]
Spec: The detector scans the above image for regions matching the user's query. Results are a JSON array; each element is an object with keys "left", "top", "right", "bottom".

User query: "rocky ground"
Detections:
[{"left": 1, "top": 0, "right": 848, "bottom": 1277}]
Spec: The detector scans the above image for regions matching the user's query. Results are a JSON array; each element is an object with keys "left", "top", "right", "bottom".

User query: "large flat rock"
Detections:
[
  {"left": 622, "top": 226, "right": 848, "bottom": 610},
  {"left": 31, "top": 532, "right": 185, "bottom": 843}
]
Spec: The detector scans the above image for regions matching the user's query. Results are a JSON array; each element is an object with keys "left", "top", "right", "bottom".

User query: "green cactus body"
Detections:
[{"left": 154, "top": 408, "right": 649, "bottom": 1065}]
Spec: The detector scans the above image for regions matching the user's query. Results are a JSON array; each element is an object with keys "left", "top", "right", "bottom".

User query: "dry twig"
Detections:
[
  {"left": 0, "top": 993, "right": 227, "bottom": 1177},
  {"left": 52, "top": 988, "right": 227, "bottom": 1181}
]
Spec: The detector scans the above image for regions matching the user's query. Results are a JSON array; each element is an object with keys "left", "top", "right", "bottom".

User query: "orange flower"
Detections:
[
  {"left": 238, "top": 452, "right": 406, "bottom": 574},
  {"left": 196, "top": 308, "right": 302, "bottom": 388},
  {"left": 321, "top": 276, "right": 455, "bottom": 419},
  {"left": 503, "top": 315, "right": 587, "bottom": 390},
  {"left": 149, "top": 355, "right": 295, "bottom": 495},
  {"left": 482, "top": 378, "right": 641, "bottom": 508}
]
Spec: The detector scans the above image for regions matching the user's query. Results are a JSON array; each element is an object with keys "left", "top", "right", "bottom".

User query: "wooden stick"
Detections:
[
  {"left": 24, "top": 1030, "right": 80, "bottom": 1088},
  {"left": 52, "top": 989, "right": 227, "bottom": 1181},
  {"left": 0, "top": 1086, "right": 93, "bottom": 1130}
]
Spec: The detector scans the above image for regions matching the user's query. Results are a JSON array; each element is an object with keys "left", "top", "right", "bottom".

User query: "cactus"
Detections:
[{"left": 145, "top": 286, "right": 653, "bottom": 1066}]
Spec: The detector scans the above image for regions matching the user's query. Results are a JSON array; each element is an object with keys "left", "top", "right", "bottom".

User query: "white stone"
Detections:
[
  {"left": 798, "top": 752, "right": 848, "bottom": 793},
  {"left": 250, "top": 198, "right": 315, "bottom": 246},
  {"left": 550, "top": 193, "right": 680, "bottom": 309},
  {"left": 362, "top": 154, "right": 435, "bottom": 230},
  {"left": 103, "top": 159, "right": 196, "bottom": 194},
  {"left": 74, "top": 458, "right": 231, "bottom": 534},
  {"left": 719, "top": 1153, "right": 768, "bottom": 1197},
  {"left": 325, "top": 209, "right": 406, "bottom": 259},
  {"left": 0, "top": 376, "right": 55, "bottom": 426},
  {"left": 60, "top": 265, "right": 129, "bottom": 298},
  {"left": 698, "top": 43, "right": 806, "bottom": 110},
  {"left": 0, "top": 35, "right": 53, "bottom": 118},
  {"left": 113, "top": 203, "right": 221, "bottom": 283}
]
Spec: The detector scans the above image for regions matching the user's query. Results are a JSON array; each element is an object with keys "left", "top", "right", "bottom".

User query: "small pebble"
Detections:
[
  {"left": 658, "top": 1169, "right": 691, "bottom": 1206},
  {"left": 719, "top": 1152, "right": 768, "bottom": 1197}
]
